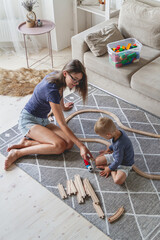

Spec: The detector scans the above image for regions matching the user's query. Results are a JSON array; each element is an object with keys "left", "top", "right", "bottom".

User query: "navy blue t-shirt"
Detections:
[
  {"left": 24, "top": 73, "right": 61, "bottom": 118},
  {"left": 109, "top": 130, "right": 134, "bottom": 170}
]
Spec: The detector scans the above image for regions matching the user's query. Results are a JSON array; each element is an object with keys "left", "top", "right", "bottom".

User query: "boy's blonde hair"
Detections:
[{"left": 94, "top": 117, "right": 116, "bottom": 136}]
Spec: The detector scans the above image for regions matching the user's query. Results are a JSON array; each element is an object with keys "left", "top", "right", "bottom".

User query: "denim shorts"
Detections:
[
  {"left": 18, "top": 109, "right": 50, "bottom": 137},
  {"left": 104, "top": 153, "right": 132, "bottom": 177}
]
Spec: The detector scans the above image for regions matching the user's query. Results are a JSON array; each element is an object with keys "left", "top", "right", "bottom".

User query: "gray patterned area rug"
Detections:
[{"left": 1, "top": 84, "right": 160, "bottom": 240}]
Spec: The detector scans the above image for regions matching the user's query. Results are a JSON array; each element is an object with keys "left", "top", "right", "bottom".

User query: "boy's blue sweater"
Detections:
[{"left": 109, "top": 130, "right": 134, "bottom": 170}]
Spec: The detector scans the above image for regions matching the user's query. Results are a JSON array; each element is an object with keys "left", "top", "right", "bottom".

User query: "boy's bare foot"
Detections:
[{"left": 4, "top": 149, "right": 19, "bottom": 170}]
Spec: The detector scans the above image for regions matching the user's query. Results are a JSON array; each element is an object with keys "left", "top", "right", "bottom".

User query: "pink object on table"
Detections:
[{"left": 18, "top": 20, "right": 55, "bottom": 68}]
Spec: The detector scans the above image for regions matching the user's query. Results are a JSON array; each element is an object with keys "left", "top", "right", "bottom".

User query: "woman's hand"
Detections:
[
  {"left": 80, "top": 144, "right": 93, "bottom": 160},
  {"left": 63, "top": 102, "right": 74, "bottom": 111}
]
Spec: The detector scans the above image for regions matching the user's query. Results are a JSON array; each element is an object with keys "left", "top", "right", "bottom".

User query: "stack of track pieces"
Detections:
[{"left": 57, "top": 175, "right": 105, "bottom": 219}]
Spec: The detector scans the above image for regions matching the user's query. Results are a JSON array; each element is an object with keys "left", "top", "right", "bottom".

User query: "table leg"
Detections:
[
  {"left": 23, "top": 34, "right": 29, "bottom": 68},
  {"left": 48, "top": 31, "right": 53, "bottom": 68}
]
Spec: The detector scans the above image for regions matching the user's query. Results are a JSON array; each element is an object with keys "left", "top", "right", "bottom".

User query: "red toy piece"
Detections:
[{"left": 83, "top": 157, "right": 93, "bottom": 172}]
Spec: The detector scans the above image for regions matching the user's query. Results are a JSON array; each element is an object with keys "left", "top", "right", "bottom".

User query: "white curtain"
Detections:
[{"left": 0, "top": 0, "right": 42, "bottom": 55}]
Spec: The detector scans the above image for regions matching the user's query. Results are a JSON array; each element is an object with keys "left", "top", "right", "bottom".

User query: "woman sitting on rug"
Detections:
[{"left": 5, "top": 59, "right": 93, "bottom": 170}]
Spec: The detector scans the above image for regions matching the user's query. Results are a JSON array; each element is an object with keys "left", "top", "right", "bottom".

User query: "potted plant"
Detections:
[{"left": 22, "top": 0, "right": 38, "bottom": 27}]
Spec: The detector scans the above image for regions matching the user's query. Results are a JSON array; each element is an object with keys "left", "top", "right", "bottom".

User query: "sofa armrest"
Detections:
[{"left": 71, "top": 18, "right": 118, "bottom": 64}]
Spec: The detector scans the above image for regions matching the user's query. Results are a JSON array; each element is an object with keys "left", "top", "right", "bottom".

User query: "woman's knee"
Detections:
[
  {"left": 66, "top": 140, "right": 74, "bottom": 150},
  {"left": 54, "top": 140, "right": 67, "bottom": 154}
]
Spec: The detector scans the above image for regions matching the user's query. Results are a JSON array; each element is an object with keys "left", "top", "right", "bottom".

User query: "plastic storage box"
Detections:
[{"left": 107, "top": 38, "right": 142, "bottom": 68}]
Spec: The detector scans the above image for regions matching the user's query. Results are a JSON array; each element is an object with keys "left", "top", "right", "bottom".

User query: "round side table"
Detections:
[{"left": 18, "top": 20, "right": 55, "bottom": 68}]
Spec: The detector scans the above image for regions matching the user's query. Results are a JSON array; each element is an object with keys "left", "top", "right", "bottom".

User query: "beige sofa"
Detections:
[{"left": 71, "top": 0, "right": 160, "bottom": 117}]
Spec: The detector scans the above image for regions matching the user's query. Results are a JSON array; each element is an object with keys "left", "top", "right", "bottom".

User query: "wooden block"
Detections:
[
  {"left": 70, "top": 179, "right": 77, "bottom": 195},
  {"left": 83, "top": 179, "right": 90, "bottom": 196},
  {"left": 66, "top": 180, "right": 71, "bottom": 196},
  {"left": 57, "top": 183, "right": 67, "bottom": 199},
  {"left": 74, "top": 180, "right": 84, "bottom": 204},
  {"left": 83, "top": 178, "right": 99, "bottom": 204},
  {"left": 75, "top": 175, "right": 86, "bottom": 198},
  {"left": 93, "top": 202, "right": 105, "bottom": 219}
]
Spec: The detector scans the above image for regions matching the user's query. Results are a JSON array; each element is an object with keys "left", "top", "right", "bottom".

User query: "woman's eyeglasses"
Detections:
[{"left": 68, "top": 72, "right": 82, "bottom": 84}]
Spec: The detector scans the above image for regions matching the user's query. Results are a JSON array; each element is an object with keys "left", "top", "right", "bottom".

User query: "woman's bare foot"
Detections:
[
  {"left": 7, "top": 138, "right": 39, "bottom": 152},
  {"left": 4, "top": 149, "right": 19, "bottom": 170},
  {"left": 7, "top": 138, "right": 27, "bottom": 152}
]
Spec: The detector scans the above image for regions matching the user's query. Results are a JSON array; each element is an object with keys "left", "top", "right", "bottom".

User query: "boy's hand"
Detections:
[
  {"left": 99, "top": 149, "right": 106, "bottom": 155},
  {"left": 97, "top": 166, "right": 111, "bottom": 178},
  {"left": 106, "top": 148, "right": 113, "bottom": 154},
  {"left": 99, "top": 148, "right": 113, "bottom": 156}
]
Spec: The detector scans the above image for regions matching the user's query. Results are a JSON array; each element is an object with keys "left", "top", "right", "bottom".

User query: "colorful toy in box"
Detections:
[
  {"left": 107, "top": 38, "right": 142, "bottom": 68},
  {"left": 112, "top": 43, "right": 137, "bottom": 53},
  {"left": 109, "top": 43, "right": 140, "bottom": 68},
  {"left": 109, "top": 51, "right": 140, "bottom": 68}
]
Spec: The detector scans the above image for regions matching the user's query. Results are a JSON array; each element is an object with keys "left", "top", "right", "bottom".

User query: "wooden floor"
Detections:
[{"left": 0, "top": 48, "right": 111, "bottom": 240}]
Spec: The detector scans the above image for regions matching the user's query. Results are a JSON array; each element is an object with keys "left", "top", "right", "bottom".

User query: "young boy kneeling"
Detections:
[{"left": 94, "top": 117, "right": 134, "bottom": 185}]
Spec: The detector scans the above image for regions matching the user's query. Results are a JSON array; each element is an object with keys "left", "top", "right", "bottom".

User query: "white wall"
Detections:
[
  {"left": 40, "top": 0, "right": 75, "bottom": 51},
  {"left": 40, "top": 0, "right": 58, "bottom": 51},
  {"left": 52, "top": 0, "right": 74, "bottom": 51}
]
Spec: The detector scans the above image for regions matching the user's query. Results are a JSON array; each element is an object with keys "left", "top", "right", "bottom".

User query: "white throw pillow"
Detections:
[
  {"left": 118, "top": 0, "right": 160, "bottom": 49},
  {"left": 85, "top": 24, "right": 124, "bottom": 57}
]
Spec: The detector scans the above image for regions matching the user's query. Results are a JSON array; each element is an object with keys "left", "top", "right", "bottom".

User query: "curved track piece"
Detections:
[
  {"left": 65, "top": 109, "right": 160, "bottom": 180},
  {"left": 132, "top": 165, "right": 160, "bottom": 180},
  {"left": 108, "top": 206, "right": 125, "bottom": 223},
  {"left": 65, "top": 109, "right": 160, "bottom": 138}
]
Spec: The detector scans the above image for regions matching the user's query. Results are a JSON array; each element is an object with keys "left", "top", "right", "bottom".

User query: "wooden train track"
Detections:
[
  {"left": 108, "top": 206, "right": 125, "bottom": 223},
  {"left": 65, "top": 109, "right": 160, "bottom": 138},
  {"left": 65, "top": 108, "right": 160, "bottom": 180}
]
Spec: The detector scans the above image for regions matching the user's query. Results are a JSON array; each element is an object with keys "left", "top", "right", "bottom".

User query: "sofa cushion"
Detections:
[
  {"left": 85, "top": 24, "right": 124, "bottom": 57},
  {"left": 118, "top": 0, "right": 160, "bottom": 49},
  {"left": 84, "top": 45, "right": 160, "bottom": 87},
  {"left": 131, "top": 57, "right": 160, "bottom": 101},
  {"left": 72, "top": 18, "right": 118, "bottom": 64}
]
